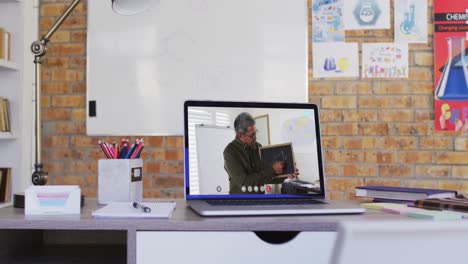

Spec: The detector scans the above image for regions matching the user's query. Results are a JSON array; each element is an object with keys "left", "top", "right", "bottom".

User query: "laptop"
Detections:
[{"left": 184, "top": 100, "right": 365, "bottom": 216}]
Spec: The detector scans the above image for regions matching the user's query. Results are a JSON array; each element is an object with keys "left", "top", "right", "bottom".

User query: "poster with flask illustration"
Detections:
[
  {"left": 434, "top": 0, "right": 468, "bottom": 131},
  {"left": 394, "top": 0, "right": 428, "bottom": 43}
]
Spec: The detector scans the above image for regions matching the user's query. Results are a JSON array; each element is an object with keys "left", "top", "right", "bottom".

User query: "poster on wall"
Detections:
[
  {"left": 312, "top": 0, "right": 344, "bottom": 42},
  {"left": 434, "top": 0, "right": 468, "bottom": 131},
  {"left": 361, "top": 43, "right": 408, "bottom": 79},
  {"left": 394, "top": 0, "right": 428, "bottom": 43},
  {"left": 312, "top": 42, "right": 359, "bottom": 78},
  {"left": 343, "top": 0, "right": 390, "bottom": 30}
]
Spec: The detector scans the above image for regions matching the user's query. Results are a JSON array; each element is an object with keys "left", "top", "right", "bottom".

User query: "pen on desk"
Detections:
[{"left": 133, "top": 202, "right": 151, "bottom": 213}]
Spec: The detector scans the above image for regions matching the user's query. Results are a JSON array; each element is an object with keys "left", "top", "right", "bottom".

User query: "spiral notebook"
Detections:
[{"left": 92, "top": 202, "right": 176, "bottom": 218}]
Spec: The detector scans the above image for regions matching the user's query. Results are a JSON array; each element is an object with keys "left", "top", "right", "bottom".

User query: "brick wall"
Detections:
[{"left": 40, "top": 0, "right": 468, "bottom": 200}]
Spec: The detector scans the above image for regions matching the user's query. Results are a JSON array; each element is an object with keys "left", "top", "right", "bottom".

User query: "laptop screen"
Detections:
[{"left": 184, "top": 101, "right": 325, "bottom": 199}]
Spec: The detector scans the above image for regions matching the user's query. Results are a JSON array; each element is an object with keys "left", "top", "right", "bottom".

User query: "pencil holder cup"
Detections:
[{"left": 98, "top": 159, "right": 143, "bottom": 204}]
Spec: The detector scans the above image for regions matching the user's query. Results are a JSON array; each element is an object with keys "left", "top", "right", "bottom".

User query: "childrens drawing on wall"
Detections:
[
  {"left": 434, "top": 0, "right": 468, "bottom": 131},
  {"left": 361, "top": 43, "right": 408, "bottom": 78},
  {"left": 394, "top": 0, "right": 428, "bottom": 43},
  {"left": 312, "top": 0, "right": 344, "bottom": 42}
]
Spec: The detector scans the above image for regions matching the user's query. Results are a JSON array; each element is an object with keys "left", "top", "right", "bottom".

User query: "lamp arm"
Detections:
[
  {"left": 44, "top": 0, "right": 81, "bottom": 44},
  {"left": 30, "top": 0, "right": 81, "bottom": 185},
  {"left": 31, "top": 0, "right": 81, "bottom": 57}
]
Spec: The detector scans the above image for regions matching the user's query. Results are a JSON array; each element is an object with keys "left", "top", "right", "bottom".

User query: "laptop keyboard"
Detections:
[{"left": 206, "top": 199, "right": 325, "bottom": 206}]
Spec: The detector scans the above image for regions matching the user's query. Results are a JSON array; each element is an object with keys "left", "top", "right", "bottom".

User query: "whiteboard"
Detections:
[
  {"left": 195, "top": 124, "right": 234, "bottom": 194},
  {"left": 87, "top": 0, "right": 308, "bottom": 136}
]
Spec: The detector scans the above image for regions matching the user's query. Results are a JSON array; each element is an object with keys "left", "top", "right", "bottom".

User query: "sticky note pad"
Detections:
[
  {"left": 360, "top": 203, "right": 407, "bottom": 210},
  {"left": 408, "top": 210, "right": 463, "bottom": 220}
]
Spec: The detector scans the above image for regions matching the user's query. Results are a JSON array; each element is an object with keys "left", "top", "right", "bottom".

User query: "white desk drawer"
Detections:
[{"left": 136, "top": 231, "right": 336, "bottom": 264}]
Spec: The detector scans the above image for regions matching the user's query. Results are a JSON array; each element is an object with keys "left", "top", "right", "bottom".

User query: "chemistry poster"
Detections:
[
  {"left": 313, "top": 42, "right": 359, "bottom": 78},
  {"left": 361, "top": 43, "right": 408, "bottom": 79},
  {"left": 434, "top": 0, "right": 468, "bottom": 131},
  {"left": 394, "top": 0, "right": 428, "bottom": 43},
  {"left": 312, "top": 0, "right": 344, "bottom": 42},
  {"left": 343, "top": 0, "right": 390, "bottom": 30}
]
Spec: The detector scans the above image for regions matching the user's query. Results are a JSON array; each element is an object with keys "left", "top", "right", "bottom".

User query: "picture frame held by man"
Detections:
[{"left": 259, "top": 143, "right": 295, "bottom": 178}]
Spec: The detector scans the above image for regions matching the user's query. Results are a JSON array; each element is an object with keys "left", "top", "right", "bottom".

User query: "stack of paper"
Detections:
[{"left": 92, "top": 202, "right": 176, "bottom": 218}]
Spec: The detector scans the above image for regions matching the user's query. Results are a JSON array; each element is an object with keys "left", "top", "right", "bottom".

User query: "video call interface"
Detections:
[{"left": 186, "top": 105, "right": 324, "bottom": 198}]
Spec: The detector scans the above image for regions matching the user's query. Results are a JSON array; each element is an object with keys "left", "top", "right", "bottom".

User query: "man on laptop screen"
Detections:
[{"left": 224, "top": 112, "right": 299, "bottom": 194}]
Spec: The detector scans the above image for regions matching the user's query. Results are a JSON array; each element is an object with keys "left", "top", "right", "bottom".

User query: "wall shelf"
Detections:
[
  {"left": 0, "top": 0, "right": 36, "bottom": 204},
  {"left": 0, "top": 60, "right": 19, "bottom": 71},
  {"left": 0, "top": 132, "right": 15, "bottom": 139},
  {"left": 0, "top": 202, "right": 12, "bottom": 209}
]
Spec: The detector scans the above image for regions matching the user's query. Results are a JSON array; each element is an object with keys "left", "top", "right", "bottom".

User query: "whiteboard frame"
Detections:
[{"left": 86, "top": 0, "right": 308, "bottom": 136}]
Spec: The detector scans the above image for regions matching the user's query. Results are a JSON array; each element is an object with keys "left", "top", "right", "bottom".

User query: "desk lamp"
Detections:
[{"left": 30, "top": 0, "right": 155, "bottom": 185}]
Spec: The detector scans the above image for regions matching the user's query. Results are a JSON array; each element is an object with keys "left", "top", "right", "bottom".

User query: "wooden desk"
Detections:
[{"left": 0, "top": 199, "right": 412, "bottom": 264}]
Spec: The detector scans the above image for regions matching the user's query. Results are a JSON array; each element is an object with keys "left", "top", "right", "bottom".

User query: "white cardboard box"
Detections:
[
  {"left": 25, "top": 185, "right": 81, "bottom": 215},
  {"left": 98, "top": 159, "right": 143, "bottom": 204}
]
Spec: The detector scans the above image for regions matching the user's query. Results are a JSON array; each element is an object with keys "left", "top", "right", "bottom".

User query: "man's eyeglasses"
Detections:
[{"left": 243, "top": 130, "right": 258, "bottom": 139}]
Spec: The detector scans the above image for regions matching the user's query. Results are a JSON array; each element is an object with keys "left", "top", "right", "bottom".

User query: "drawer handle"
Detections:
[{"left": 254, "top": 231, "right": 299, "bottom": 244}]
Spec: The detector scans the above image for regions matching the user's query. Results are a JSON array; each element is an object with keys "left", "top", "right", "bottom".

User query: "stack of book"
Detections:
[
  {"left": 355, "top": 185, "right": 457, "bottom": 204},
  {"left": 0, "top": 27, "right": 11, "bottom": 61},
  {"left": 0, "top": 168, "right": 12, "bottom": 203},
  {"left": 0, "top": 97, "right": 10, "bottom": 132}
]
